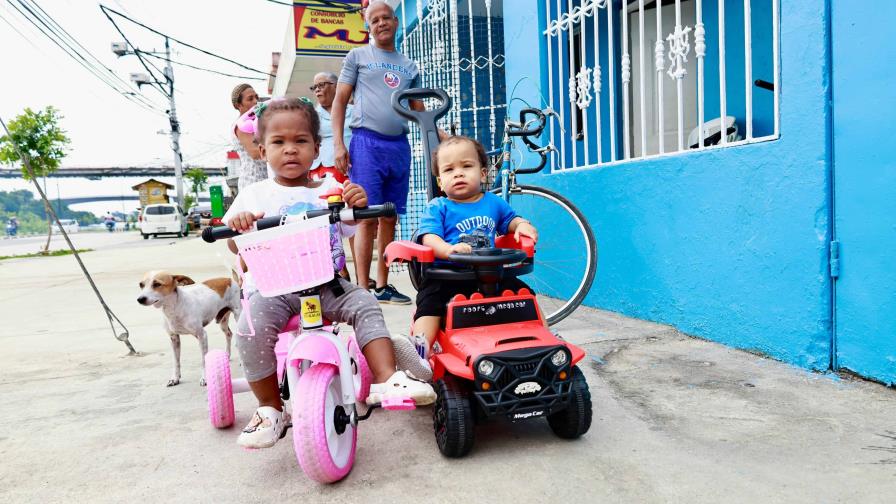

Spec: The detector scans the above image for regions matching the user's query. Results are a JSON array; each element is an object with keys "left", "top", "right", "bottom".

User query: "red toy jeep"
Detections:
[{"left": 385, "top": 234, "right": 592, "bottom": 457}]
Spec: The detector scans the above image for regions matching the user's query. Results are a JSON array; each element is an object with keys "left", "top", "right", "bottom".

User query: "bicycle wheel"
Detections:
[{"left": 492, "top": 185, "right": 596, "bottom": 325}]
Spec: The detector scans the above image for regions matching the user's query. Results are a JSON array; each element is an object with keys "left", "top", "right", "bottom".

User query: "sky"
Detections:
[{"left": 0, "top": 0, "right": 290, "bottom": 214}]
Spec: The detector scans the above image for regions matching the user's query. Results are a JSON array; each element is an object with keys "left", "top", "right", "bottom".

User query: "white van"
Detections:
[
  {"left": 140, "top": 203, "right": 188, "bottom": 239},
  {"left": 56, "top": 219, "right": 79, "bottom": 233}
]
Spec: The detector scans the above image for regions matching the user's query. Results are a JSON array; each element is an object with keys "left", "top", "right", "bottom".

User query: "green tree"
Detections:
[
  {"left": 183, "top": 194, "right": 196, "bottom": 215},
  {"left": 184, "top": 168, "right": 208, "bottom": 208},
  {"left": 0, "top": 107, "right": 70, "bottom": 252}
]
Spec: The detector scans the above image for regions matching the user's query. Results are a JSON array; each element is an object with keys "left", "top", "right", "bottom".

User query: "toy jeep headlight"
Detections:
[
  {"left": 477, "top": 359, "right": 495, "bottom": 377},
  {"left": 550, "top": 349, "right": 568, "bottom": 367}
]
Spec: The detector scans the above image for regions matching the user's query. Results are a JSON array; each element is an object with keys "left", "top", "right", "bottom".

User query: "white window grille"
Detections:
[{"left": 543, "top": 0, "right": 780, "bottom": 171}]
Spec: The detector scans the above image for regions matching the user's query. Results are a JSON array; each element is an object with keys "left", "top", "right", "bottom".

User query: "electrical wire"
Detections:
[
  {"left": 10, "top": 0, "right": 163, "bottom": 113},
  {"left": 263, "top": 0, "right": 362, "bottom": 13},
  {"left": 99, "top": 6, "right": 171, "bottom": 98},
  {"left": 0, "top": 7, "right": 43, "bottom": 52},
  {"left": 5, "top": 0, "right": 164, "bottom": 114},
  {"left": 100, "top": 5, "right": 274, "bottom": 78},
  {"left": 138, "top": 50, "right": 267, "bottom": 81},
  {"left": 0, "top": 113, "right": 138, "bottom": 355},
  {"left": 19, "top": 0, "right": 156, "bottom": 105}
]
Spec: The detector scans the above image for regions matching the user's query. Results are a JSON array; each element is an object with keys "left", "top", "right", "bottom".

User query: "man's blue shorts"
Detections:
[{"left": 348, "top": 128, "right": 411, "bottom": 215}]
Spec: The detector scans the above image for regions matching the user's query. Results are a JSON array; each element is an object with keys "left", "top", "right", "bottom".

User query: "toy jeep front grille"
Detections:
[{"left": 472, "top": 345, "right": 573, "bottom": 420}]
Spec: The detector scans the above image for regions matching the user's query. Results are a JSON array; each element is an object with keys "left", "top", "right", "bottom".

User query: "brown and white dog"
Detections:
[{"left": 137, "top": 271, "right": 241, "bottom": 386}]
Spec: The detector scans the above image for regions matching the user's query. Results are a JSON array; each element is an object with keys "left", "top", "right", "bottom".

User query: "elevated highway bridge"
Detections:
[
  {"left": 62, "top": 196, "right": 211, "bottom": 205},
  {"left": 0, "top": 166, "right": 227, "bottom": 179}
]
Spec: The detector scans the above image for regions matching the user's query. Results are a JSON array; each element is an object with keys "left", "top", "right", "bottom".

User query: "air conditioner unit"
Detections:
[
  {"left": 130, "top": 73, "right": 152, "bottom": 86},
  {"left": 111, "top": 42, "right": 128, "bottom": 57}
]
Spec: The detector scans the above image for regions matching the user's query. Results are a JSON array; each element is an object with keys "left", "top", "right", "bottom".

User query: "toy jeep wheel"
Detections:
[
  {"left": 547, "top": 366, "right": 592, "bottom": 439},
  {"left": 433, "top": 377, "right": 475, "bottom": 457}
]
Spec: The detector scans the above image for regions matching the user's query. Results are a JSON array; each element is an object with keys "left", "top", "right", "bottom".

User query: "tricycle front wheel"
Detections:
[{"left": 293, "top": 364, "right": 357, "bottom": 483}]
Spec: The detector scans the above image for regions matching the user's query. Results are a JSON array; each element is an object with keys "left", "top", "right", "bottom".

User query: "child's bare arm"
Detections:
[
  {"left": 508, "top": 217, "right": 538, "bottom": 243},
  {"left": 421, "top": 233, "right": 472, "bottom": 260}
]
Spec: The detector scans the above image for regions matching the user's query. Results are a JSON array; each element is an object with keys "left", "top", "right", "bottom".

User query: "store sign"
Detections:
[{"left": 294, "top": 1, "right": 368, "bottom": 57}]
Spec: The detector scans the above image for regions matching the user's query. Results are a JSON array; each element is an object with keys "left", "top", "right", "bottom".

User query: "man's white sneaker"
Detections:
[
  {"left": 391, "top": 334, "right": 433, "bottom": 381},
  {"left": 367, "top": 370, "right": 436, "bottom": 406},
  {"left": 237, "top": 406, "right": 290, "bottom": 449}
]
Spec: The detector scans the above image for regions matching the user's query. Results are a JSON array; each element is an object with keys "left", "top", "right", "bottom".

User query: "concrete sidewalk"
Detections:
[{"left": 1, "top": 233, "right": 894, "bottom": 503}]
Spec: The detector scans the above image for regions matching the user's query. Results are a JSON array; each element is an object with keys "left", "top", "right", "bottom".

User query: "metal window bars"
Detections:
[{"left": 543, "top": 0, "right": 780, "bottom": 171}]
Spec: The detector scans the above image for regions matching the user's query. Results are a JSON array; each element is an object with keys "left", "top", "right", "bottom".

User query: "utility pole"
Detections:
[
  {"left": 113, "top": 39, "right": 184, "bottom": 209},
  {"left": 163, "top": 37, "right": 185, "bottom": 210}
]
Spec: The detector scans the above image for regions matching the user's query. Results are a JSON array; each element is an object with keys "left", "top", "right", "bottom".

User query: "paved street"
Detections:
[
  {"left": 1, "top": 232, "right": 894, "bottom": 503},
  {"left": 0, "top": 228, "right": 168, "bottom": 257}
]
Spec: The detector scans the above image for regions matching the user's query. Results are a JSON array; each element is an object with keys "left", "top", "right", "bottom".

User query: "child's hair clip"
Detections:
[{"left": 235, "top": 101, "right": 274, "bottom": 135}]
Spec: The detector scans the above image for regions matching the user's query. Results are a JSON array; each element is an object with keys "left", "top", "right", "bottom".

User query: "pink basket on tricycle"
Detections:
[{"left": 232, "top": 214, "right": 334, "bottom": 297}]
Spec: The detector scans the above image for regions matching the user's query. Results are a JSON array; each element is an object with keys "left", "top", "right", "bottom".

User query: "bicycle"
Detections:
[{"left": 392, "top": 89, "right": 597, "bottom": 326}]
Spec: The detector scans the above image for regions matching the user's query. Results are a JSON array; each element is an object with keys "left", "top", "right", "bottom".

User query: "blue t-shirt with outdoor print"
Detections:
[{"left": 416, "top": 192, "right": 518, "bottom": 250}]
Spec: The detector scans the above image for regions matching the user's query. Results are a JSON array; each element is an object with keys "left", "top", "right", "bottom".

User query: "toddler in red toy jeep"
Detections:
[{"left": 392, "top": 136, "right": 539, "bottom": 381}]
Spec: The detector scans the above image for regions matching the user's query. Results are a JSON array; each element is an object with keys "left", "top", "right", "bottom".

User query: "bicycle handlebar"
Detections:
[
  {"left": 501, "top": 107, "right": 555, "bottom": 174},
  {"left": 507, "top": 108, "right": 546, "bottom": 137},
  {"left": 201, "top": 203, "right": 396, "bottom": 243}
]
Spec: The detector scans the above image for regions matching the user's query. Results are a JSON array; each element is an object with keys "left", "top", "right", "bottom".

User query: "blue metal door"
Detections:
[{"left": 831, "top": 3, "right": 896, "bottom": 384}]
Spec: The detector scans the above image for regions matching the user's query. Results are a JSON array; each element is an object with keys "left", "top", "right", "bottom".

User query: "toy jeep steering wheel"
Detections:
[{"left": 447, "top": 248, "right": 528, "bottom": 266}]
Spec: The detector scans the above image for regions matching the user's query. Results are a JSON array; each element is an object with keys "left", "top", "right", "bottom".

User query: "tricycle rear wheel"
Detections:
[
  {"left": 547, "top": 366, "right": 592, "bottom": 439},
  {"left": 433, "top": 377, "right": 475, "bottom": 457}
]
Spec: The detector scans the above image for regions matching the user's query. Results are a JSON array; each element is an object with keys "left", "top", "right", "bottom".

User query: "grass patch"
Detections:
[{"left": 0, "top": 248, "right": 93, "bottom": 261}]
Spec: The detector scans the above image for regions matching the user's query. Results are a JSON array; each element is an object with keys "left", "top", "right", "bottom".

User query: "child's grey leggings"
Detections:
[{"left": 235, "top": 278, "right": 389, "bottom": 382}]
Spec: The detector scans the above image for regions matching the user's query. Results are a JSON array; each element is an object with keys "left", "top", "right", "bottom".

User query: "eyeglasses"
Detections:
[{"left": 309, "top": 82, "right": 335, "bottom": 92}]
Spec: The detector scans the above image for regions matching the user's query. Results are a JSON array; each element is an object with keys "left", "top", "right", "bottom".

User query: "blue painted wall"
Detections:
[
  {"left": 504, "top": 0, "right": 833, "bottom": 370},
  {"left": 831, "top": 2, "right": 896, "bottom": 384}
]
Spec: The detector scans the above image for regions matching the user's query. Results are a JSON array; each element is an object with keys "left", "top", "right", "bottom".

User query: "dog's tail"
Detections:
[
  {"left": 215, "top": 307, "right": 232, "bottom": 324},
  {"left": 215, "top": 251, "right": 244, "bottom": 288}
]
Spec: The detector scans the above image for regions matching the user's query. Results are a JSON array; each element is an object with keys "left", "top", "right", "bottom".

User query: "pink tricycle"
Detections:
[{"left": 201, "top": 193, "right": 415, "bottom": 483}]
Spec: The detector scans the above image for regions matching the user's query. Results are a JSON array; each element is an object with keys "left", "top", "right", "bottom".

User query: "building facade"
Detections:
[{"left": 390, "top": 0, "right": 896, "bottom": 385}]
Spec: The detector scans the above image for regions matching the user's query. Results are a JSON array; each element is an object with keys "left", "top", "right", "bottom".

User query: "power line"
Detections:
[
  {"left": 100, "top": 5, "right": 274, "bottom": 78},
  {"left": 0, "top": 7, "right": 43, "bottom": 52},
  {"left": 263, "top": 0, "right": 363, "bottom": 13},
  {"left": 99, "top": 5, "right": 170, "bottom": 98},
  {"left": 12, "top": 0, "right": 162, "bottom": 113},
  {"left": 138, "top": 50, "right": 267, "bottom": 81},
  {"left": 7, "top": 0, "right": 162, "bottom": 113},
  {"left": 5, "top": 0, "right": 164, "bottom": 115},
  {"left": 21, "top": 0, "right": 153, "bottom": 101}
]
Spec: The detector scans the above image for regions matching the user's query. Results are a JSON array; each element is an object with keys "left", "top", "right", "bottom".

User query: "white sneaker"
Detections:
[
  {"left": 237, "top": 406, "right": 290, "bottom": 449},
  {"left": 367, "top": 370, "right": 436, "bottom": 406},
  {"left": 391, "top": 334, "right": 433, "bottom": 382}
]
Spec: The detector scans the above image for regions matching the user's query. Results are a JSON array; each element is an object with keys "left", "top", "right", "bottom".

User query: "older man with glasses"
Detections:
[
  {"left": 309, "top": 71, "right": 356, "bottom": 281},
  {"left": 309, "top": 72, "right": 354, "bottom": 183}
]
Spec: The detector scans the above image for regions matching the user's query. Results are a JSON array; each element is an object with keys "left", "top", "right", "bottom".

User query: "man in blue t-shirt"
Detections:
[{"left": 331, "top": 0, "right": 423, "bottom": 306}]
